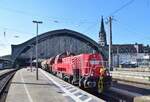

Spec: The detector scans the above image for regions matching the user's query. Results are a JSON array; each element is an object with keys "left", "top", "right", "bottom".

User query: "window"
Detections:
[{"left": 90, "top": 60, "right": 100, "bottom": 65}]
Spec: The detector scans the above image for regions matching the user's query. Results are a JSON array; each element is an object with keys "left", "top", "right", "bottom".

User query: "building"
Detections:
[
  {"left": 11, "top": 29, "right": 108, "bottom": 67},
  {"left": 99, "top": 16, "right": 107, "bottom": 46},
  {"left": 0, "top": 58, "right": 12, "bottom": 69},
  {"left": 99, "top": 16, "right": 150, "bottom": 68}
]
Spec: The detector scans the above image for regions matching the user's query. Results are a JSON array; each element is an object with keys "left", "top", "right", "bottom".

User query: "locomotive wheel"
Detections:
[
  {"left": 79, "top": 77, "right": 84, "bottom": 88},
  {"left": 98, "top": 77, "right": 104, "bottom": 93},
  {"left": 63, "top": 76, "right": 68, "bottom": 82},
  {"left": 68, "top": 76, "right": 73, "bottom": 83}
]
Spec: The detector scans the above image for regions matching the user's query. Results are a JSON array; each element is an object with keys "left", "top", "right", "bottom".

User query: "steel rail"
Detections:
[
  {"left": 101, "top": 87, "right": 138, "bottom": 102},
  {"left": 0, "top": 69, "right": 17, "bottom": 101}
]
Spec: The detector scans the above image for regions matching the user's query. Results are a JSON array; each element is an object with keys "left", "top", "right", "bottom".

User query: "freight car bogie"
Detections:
[{"left": 79, "top": 77, "right": 85, "bottom": 88}]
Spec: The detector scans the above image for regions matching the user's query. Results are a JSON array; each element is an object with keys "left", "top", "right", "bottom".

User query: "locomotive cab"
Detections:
[{"left": 77, "top": 53, "right": 112, "bottom": 93}]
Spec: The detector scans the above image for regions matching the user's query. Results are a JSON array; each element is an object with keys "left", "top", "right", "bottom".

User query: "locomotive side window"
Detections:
[{"left": 90, "top": 60, "right": 100, "bottom": 65}]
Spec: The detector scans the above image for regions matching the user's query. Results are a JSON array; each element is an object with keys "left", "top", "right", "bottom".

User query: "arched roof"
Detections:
[{"left": 11, "top": 29, "right": 108, "bottom": 63}]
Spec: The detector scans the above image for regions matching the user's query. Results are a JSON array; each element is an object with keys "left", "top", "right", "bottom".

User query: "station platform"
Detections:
[{"left": 6, "top": 68, "right": 104, "bottom": 102}]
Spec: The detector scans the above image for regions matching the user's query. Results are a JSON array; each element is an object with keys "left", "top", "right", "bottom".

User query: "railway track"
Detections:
[
  {"left": 101, "top": 87, "right": 140, "bottom": 102},
  {"left": 53, "top": 76, "right": 147, "bottom": 102},
  {"left": 86, "top": 80, "right": 150, "bottom": 102},
  {"left": 0, "top": 67, "right": 148, "bottom": 102},
  {"left": 87, "top": 87, "right": 148, "bottom": 102},
  {"left": 102, "top": 82, "right": 149, "bottom": 102},
  {"left": 0, "top": 69, "right": 17, "bottom": 102},
  {"left": 112, "top": 78, "right": 150, "bottom": 87},
  {"left": 43, "top": 69, "right": 149, "bottom": 102},
  {"left": 48, "top": 70, "right": 149, "bottom": 102}
]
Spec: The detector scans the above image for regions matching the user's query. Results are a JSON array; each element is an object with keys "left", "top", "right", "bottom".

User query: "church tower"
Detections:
[{"left": 99, "top": 16, "right": 107, "bottom": 46}]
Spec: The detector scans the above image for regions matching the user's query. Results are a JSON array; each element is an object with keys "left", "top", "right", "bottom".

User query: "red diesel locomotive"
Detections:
[{"left": 41, "top": 52, "right": 112, "bottom": 93}]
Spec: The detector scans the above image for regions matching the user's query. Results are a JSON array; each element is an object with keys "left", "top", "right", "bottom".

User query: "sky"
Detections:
[{"left": 0, "top": 0, "right": 150, "bottom": 56}]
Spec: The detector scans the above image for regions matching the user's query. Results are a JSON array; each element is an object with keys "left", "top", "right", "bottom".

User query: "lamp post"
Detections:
[{"left": 32, "top": 20, "right": 43, "bottom": 80}]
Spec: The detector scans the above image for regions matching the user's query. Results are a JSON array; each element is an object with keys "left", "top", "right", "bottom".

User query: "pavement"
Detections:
[{"left": 6, "top": 68, "right": 104, "bottom": 102}]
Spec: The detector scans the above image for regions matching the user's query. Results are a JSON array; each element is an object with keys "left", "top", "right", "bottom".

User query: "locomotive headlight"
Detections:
[
  {"left": 104, "top": 69, "right": 110, "bottom": 76},
  {"left": 91, "top": 73, "right": 94, "bottom": 76},
  {"left": 106, "top": 72, "right": 110, "bottom": 76}
]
